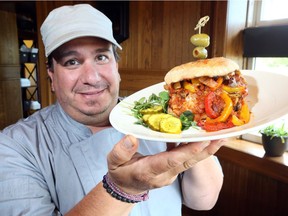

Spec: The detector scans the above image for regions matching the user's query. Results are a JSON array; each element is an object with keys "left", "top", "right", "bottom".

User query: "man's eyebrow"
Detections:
[
  {"left": 95, "top": 47, "right": 112, "bottom": 53},
  {"left": 61, "top": 48, "right": 111, "bottom": 56},
  {"left": 54, "top": 47, "right": 112, "bottom": 61},
  {"left": 58, "top": 50, "right": 78, "bottom": 59}
]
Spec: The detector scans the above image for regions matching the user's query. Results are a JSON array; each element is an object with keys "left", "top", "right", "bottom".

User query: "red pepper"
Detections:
[
  {"left": 202, "top": 120, "right": 234, "bottom": 132},
  {"left": 206, "top": 92, "right": 233, "bottom": 123},
  {"left": 204, "top": 91, "right": 220, "bottom": 119}
]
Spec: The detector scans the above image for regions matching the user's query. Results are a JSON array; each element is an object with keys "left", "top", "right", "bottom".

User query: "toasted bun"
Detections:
[{"left": 164, "top": 57, "right": 239, "bottom": 84}]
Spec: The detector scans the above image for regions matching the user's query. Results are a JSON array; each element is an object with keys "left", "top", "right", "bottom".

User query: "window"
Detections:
[
  {"left": 254, "top": 0, "right": 288, "bottom": 26},
  {"left": 242, "top": 0, "right": 288, "bottom": 143}
]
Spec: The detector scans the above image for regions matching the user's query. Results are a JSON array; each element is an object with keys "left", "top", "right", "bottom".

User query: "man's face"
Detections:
[{"left": 48, "top": 37, "right": 121, "bottom": 128}]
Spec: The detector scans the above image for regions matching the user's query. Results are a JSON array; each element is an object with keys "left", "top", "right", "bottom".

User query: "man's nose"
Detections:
[{"left": 82, "top": 62, "right": 101, "bottom": 83}]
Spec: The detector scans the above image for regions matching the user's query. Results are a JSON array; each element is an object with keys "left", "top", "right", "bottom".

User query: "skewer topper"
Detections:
[{"left": 190, "top": 16, "right": 210, "bottom": 59}]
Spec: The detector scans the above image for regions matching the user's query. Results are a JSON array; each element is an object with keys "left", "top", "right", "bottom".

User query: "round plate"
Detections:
[{"left": 110, "top": 70, "right": 288, "bottom": 142}]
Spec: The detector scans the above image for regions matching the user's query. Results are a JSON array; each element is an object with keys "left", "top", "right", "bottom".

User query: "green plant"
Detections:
[{"left": 260, "top": 123, "right": 288, "bottom": 143}]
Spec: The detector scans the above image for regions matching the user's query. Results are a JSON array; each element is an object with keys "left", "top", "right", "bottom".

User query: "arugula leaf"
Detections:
[
  {"left": 131, "top": 91, "right": 197, "bottom": 131},
  {"left": 131, "top": 91, "right": 169, "bottom": 125},
  {"left": 158, "top": 91, "right": 169, "bottom": 113},
  {"left": 180, "top": 111, "right": 197, "bottom": 130}
]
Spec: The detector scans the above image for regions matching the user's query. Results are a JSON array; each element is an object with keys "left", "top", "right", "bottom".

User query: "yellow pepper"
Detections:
[
  {"left": 239, "top": 101, "right": 250, "bottom": 123},
  {"left": 211, "top": 77, "right": 223, "bottom": 91},
  {"left": 222, "top": 85, "right": 245, "bottom": 93},
  {"left": 206, "top": 92, "right": 233, "bottom": 123},
  {"left": 183, "top": 80, "right": 196, "bottom": 93},
  {"left": 231, "top": 115, "right": 244, "bottom": 126}
]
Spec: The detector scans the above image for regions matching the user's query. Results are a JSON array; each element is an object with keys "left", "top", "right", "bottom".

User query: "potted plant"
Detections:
[{"left": 260, "top": 123, "right": 288, "bottom": 157}]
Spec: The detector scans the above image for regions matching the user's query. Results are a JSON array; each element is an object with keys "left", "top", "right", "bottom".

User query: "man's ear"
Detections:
[
  {"left": 47, "top": 68, "right": 55, "bottom": 92},
  {"left": 116, "top": 63, "right": 121, "bottom": 82}
]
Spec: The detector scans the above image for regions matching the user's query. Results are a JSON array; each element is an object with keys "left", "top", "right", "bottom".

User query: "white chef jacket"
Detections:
[{"left": 0, "top": 102, "right": 182, "bottom": 216}]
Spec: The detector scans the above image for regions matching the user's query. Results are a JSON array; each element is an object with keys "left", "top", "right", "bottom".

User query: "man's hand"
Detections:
[{"left": 107, "top": 135, "right": 224, "bottom": 195}]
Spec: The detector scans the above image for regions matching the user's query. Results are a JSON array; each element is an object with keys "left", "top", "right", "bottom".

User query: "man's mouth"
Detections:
[{"left": 76, "top": 83, "right": 109, "bottom": 95}]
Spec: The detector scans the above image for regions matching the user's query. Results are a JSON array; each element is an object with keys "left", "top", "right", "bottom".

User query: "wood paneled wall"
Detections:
[
  {"left": 119, "top": 1, "right": 209, "bottom": 70},
  {"left": 0, "top": 10, "right": 22, "bottom": 129},
  {"left": 182, "top": 147, "right": 288, "bottom": 216}
]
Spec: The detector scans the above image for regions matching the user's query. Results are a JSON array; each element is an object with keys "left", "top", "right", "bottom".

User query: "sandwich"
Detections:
[{"left": 164, "top": 57, "right": 250, "bottom": 132}]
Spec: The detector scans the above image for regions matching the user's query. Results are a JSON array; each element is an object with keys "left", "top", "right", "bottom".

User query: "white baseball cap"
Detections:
[{"left": 40, "top": 4, "right": 122, "bottom": 57}]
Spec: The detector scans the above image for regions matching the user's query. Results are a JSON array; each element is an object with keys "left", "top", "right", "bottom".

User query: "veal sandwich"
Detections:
[{"left": 164, "top": 57, "right": 250, "bottom": 132}]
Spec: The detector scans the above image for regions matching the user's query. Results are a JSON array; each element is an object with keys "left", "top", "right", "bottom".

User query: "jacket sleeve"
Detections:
[{"left": 0, "top": 133, "right": 61, "bottom": 216}]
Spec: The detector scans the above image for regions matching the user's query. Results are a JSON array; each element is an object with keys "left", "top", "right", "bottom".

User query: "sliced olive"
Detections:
[{"left": 190, "top": 33, "right": 210, "bottom": 47}]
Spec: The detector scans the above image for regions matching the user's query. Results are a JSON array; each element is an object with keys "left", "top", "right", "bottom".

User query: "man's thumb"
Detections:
[{"left": 107, "top": 135, "right": 139, "bottom": 170}]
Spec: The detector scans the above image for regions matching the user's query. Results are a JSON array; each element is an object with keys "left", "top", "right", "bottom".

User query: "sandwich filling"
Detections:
[{"left": 164, "top": 57, "right": 250, "bottom": 131}]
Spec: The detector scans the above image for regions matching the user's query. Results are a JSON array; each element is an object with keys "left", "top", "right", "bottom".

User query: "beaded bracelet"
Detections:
[{"left": 102, "top": 173, "right": 149, "bottom": 203}]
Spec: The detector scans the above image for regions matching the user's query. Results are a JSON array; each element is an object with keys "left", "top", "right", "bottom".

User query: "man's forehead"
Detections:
[
  {"left": 52, "top": 37, "right": 113, "bottom": 58},
  {"left": 60, "top": 37, "right": 112, "bottom": 49}
]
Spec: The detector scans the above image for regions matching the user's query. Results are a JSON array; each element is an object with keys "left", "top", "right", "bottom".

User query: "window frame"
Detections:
[
  {"left": 241, "top": 0, "right": 288, "bottom": 144},
  {"left": 252, "top": 0, "right": 288, "bottom": 27}
]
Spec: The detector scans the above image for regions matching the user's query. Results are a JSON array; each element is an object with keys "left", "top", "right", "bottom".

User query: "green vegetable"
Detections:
[
  {"left": 132, "top": 91, "right": 198, "bottom": 131},
  {"left": 180, "top": 111, "right": 197, "bottom": 130},
  {"left": 131, "top": 91, "right": 170, "bottom": 127}
]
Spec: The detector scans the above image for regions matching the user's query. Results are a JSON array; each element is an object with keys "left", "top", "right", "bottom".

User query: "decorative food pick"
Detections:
[{"left": 190, "top": 16, "right": 210, "bottom": 59}]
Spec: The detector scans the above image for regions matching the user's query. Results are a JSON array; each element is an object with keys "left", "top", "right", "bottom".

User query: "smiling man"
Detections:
[
  {"left": 47, "top": 37, "right": 120, "bottom": 131},
  {"left": 0, "top": 4, "right": 224, "bottom": 216}
]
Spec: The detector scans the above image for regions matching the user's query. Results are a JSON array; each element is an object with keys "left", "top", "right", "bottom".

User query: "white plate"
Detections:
[{"left": 110, "top": 70, "right": 288, "bottom": 142}]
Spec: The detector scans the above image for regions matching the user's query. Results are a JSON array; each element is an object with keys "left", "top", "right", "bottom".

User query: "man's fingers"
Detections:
[
  {"left": 152, "top": 139, "right": 224, "bottom": 175},
  {"left": 107, "top": 135, "right": 139, "bottom": 170},
  {"left": 203, "top": 139, "right": 225, "bottom": 155},
  {"left": 177, "top": 139, "right": 225, "bottom": 173}
]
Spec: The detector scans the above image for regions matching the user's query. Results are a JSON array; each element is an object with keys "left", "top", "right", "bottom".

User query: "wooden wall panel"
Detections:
[
  {"left": 0, "top": 10, "right": 19, "bottom": 65},
  {"left": 0, "top": 74, "right": 22, "bottom": 129},
  {"left": 119, "top": 1, "right": 207, "bottom": 71},
  {"left": 0, "top": 10, "right": 22, "bottom": 129},
  {"left": 182, "top": 148, "right": 288, "bottom": 216}
]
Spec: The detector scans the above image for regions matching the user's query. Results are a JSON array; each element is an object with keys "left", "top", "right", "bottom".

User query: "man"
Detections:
[{"left": 0, "top": 4, "right": 224, "bottom": 216}]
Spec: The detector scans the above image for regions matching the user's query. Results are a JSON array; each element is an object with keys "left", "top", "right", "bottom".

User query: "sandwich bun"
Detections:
[{"left": 164, "top": 57, "right": 239, "bottom": 85}]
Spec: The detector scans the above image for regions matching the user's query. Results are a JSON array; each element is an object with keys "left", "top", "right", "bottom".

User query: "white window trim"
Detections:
[{"left": 253, "top": 0, "right": 288, "bottom": 27}]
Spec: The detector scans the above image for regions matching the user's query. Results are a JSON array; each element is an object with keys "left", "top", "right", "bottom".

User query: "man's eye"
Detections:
[
  {"left": 96, "top": 55, "right": 109, "bottom": 64},
  {"left": 64, "top": 59, "right": 79, "bottom": 66}
]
